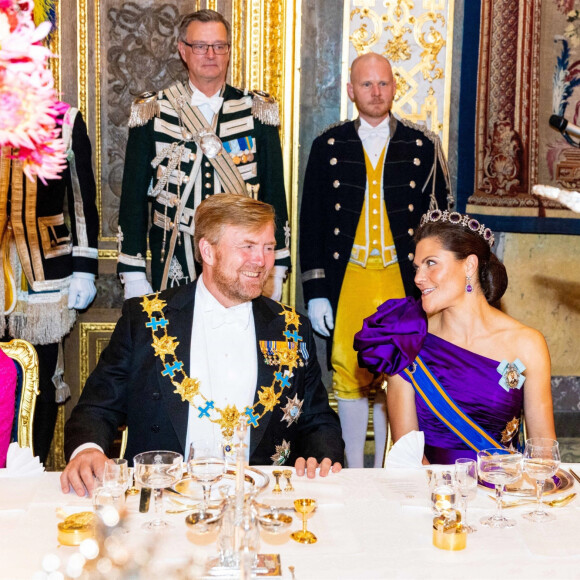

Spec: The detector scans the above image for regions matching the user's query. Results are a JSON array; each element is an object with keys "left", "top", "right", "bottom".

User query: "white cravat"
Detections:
[
  {"left": 186, "top": 276, "right": 256, "bottom": 459},
  {"left": 358, "top": 116, "right": 391, "bottom": 168},
  {"left": 189, "top": 81, "right": 223, "bottom": 124}
]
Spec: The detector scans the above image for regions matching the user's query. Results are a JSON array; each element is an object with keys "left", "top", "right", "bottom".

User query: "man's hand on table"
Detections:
[
  {"left": 60, "top": 449, "right": 108, "bottom": 497},
  {"left": 294, "top": 457, "right": 342, "bottom": 478}
]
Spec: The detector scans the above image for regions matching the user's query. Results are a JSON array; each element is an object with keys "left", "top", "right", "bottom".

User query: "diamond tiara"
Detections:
[{"left": 419, "top": 210, "right": 495, "bottom": 248}]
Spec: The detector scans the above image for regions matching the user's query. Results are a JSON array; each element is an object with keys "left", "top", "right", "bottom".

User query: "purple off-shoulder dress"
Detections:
[{"left": 354, "top": 297, "right": 523, "bottom": 464}]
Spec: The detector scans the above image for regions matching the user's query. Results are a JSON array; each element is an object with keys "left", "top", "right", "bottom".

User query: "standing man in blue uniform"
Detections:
[
  {"left": 300, "top": 53, "right": 453, "bottom": 467},
  {"left": 117, "top": 9, "right": 290, "bottom": 301}
]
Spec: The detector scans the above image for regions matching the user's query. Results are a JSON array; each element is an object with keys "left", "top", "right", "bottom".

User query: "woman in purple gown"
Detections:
[{"left": 354, "top": 211, "right": 556, "bottom": 464}]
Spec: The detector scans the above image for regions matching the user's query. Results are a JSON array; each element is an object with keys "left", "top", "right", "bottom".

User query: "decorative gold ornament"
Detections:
[{"left": 143, "top": 294, "right": 305, "bottom": 443}]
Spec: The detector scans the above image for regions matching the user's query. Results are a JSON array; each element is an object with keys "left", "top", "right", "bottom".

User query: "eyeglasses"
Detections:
[{"left": 182, "top": 41, "right": 231, "bottom": 55}]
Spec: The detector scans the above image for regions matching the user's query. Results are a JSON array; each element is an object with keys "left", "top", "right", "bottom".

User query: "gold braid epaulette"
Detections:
[
  {"left": 128, "top": 91, "right": 161, "bottom": 128},
  {"left": 249, "top": 90, "right": 280, "bottom": 127}
]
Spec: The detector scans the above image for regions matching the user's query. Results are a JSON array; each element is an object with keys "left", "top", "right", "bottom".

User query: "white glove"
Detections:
[
  {"left": 307, "top": 298, "right": 334, "bottom": 337},
  {"left": 68, "top": 272, "right": 97, "bottom": 310},
  {"left": 120, "top": 272, "right": 153, "bottom": 300},
  {"left": 265, "top": 265, "right": 287, "bottom": 301}
]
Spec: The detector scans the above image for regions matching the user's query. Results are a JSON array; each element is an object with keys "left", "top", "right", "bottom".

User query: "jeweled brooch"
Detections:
[
  {"left": 497, "top": 358, "right": 526, "bottom": 392},
  {"left": 271, "top": 440, "right": 291, "bottom": 465},
  {"left": 281, "top": 394, "right": 304, "bottom": 427}
]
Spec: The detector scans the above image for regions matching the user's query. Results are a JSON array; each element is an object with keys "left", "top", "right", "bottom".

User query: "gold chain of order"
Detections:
[{"left": 141, "top": 293, "right": 304, "bottom": 441}]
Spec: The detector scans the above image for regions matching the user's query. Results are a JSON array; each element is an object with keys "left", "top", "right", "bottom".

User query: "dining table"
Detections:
[{"left": 0, "top": 463, "right": 579, "bottom": 579}]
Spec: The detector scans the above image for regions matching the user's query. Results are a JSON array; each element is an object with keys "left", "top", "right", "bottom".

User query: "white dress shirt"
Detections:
[
  {"left": 358, "top": 115, "right": 391, "bottom": 168},
  {"left": 185, "top": 275, "right": 257, "bottom": 459},
  {"left": 189, "top": 81, "right": 223, "bottom": 125}
]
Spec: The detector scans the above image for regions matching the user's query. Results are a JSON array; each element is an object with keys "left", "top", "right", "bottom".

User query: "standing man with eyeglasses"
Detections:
[{"left": 117, "top": 9, "right": 290, "bottom": 300}]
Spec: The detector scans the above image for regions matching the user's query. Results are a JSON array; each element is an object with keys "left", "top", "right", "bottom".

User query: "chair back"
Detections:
[{"left": 1, "top": 339, "right": 40, "bottom": 452}]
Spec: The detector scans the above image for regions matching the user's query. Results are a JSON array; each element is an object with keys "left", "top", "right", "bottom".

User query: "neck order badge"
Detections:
[{"left": 141, "top": 293, "right": 306, "bottom": 451}]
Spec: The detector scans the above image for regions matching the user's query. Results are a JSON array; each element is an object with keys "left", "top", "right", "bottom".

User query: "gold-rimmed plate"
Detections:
[
  {"left": 173, "top": 466, "right": 269, "bottom": 501},
  {"left": 479, "top": 468, "right": 574, "bottom": 498}
]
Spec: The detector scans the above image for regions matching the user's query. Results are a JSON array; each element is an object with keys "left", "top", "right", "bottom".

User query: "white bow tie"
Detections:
[
  {"left": 211, "top": 306, "right": 249, "bottom": 329},
  {"left": 358, "top": 124, "right": 390, "bottom": 141},
  {"left": 190, "top": 92, "right": 224, "bottom": 115}
]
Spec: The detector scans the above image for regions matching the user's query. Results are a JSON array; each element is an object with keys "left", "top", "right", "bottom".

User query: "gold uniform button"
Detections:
[
  {"left": 333, "top": 180, "right": 340, "bottom": 188},
  {"left": 373, "top": 209, "right": 378, "bottom": 215},
  {"left": 372, "top": 180, "right": 377, "bottom": 185},
  {"left": 409, "top": 181, "right": 416, "bottom": 189},
  {"left": 408, "top": 253, "right": 414, "bottom": 261},
  {"left": 334, "top": 228, "right": 340, "bottom": 235},
  {"left": 189, "top": 153, "right": 196, "bottom": 161},
  {"left": 205, "top": 172, "right": 211, "bottom": 178},
  {"left": 372, "top": 240, "right": 378, "bottom": 246},
  {"left": 205, "top": 161, "right": 211, "bottom": 168},
  {"left": 408, "top": 228, "right": 414, "bottom": 236},
  {"left": 335, "top": 203, "right": 341, "bottom": 211},
  {"left": 416, "top": 139, "right": 423, "bottom": 146},
  {"left": 205, "top": 194, "right": 210, "bottom": 199},
  {"left": 205, "top": 183, "right": 211, "bottom": 189},
  {"left": 330, "top": 158, "right": 337, "bottom": 165},
  {"left": 328, "top": 138, "right": 335, "bottom": 145},
  {"left": 333, "top": 252, "right": 340, "bottom": 260},
  {"left": 408, "top": 203, "right": 414, "bottom": 211},
  {"left": 183, "top": 176, "right": 189, "bottom": 183},
  {"left": 372, "top": 194, "right": 378, "bottom": 199},
  {"left": 413, "top": 158, "right": 421, "bottom": 166},
  {"left": 373, "top": 225, "right": 378, "bottom": 230}
]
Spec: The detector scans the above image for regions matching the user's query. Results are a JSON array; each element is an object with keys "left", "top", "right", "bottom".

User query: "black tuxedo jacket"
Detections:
[{"left": 64, "top": 282, "right": 344, "bottom": 466}]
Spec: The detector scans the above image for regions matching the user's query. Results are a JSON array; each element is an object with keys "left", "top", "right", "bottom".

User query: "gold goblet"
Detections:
[{"left": 291, "top": 498, "right": 317, "bottom": 544}]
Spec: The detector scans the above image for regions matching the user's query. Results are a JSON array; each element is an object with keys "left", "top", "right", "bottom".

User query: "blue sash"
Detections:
[{"left": 403, "top": 355, "right": 504, "bottom": 453}]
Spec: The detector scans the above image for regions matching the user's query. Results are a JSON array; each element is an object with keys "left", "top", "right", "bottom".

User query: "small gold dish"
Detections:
[{"left": 57, "top": 511, "right": 97, "bottom": 546}]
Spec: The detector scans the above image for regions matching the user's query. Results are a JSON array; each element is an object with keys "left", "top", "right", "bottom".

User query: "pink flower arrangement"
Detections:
[{"left": 0, "top": 0, "right": 66, "bottom": 182}]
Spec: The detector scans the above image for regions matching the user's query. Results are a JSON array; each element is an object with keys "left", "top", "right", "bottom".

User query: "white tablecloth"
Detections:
[{"left": 0, "top": 464, "right": 579, "bottom": 579}]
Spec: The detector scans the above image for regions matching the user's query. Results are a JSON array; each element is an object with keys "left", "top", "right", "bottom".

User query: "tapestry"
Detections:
[{"left": 457, "top": 0, "right": 580, "bottom": 234}]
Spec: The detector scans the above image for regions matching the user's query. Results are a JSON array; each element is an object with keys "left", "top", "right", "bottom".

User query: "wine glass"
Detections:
[
  {"left": 454, "top": 458, "right": 478, "bottom": 533},
  {"left": 291, "top": 498, "right": 317, "bottom": 544},
  {"left": 133, "top": 450, "right": 183, "bottom": 531},
  {"left": 477, "top": 448, "right": 523, "bottom": 528},
  {"left": 187, "top": 439, "right": 226, "bottom": 520},
  {"left": 522, "top": 438, "right": 560, "bottom": 523}
]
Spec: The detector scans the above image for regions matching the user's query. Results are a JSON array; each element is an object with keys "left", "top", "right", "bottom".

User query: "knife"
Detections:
[
  {"left": 139, "top": 487, "right": 151, "bottom": 512},
  {"left": 570, "top": 468, "right": 580, "bottom": 485}
]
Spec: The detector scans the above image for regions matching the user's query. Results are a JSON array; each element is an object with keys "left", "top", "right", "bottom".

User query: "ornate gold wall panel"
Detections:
[{"left": 341, "top": 0, "right": 454, "bottom": 151}]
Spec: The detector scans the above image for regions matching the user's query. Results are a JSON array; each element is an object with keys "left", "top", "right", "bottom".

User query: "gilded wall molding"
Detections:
[{"left": 79, "top": 322, "right": 117, "bottom": 388}]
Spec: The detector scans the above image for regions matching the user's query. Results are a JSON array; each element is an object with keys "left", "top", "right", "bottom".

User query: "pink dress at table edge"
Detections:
[{"left": 0, "top": 348, "right": 18, "bottom": 468}]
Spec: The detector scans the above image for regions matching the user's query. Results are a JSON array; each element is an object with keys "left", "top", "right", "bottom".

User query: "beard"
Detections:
[{"left": 212, "top": 254, "right": 270, "bottom": 305}]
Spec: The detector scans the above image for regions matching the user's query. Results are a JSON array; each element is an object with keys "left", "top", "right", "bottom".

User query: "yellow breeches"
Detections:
[{"left": 331, "top": 256, "right": 406, "bottom": 400}]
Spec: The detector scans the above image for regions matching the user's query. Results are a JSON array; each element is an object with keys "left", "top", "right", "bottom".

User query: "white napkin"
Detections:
[
  {"left": 0, "top": 443, "right": 44, "bottom": 478},
  {"left": 384, "top": 430, "right": 424, "bottom": 469}
]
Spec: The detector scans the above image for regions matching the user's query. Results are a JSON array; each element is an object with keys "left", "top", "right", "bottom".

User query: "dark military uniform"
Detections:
[
  {"left": 0, "top": 108, "right": 99, "bottom": 463},
  {"left": 117, "top": 83, "right": 290, "bottom": 291},
  {"left": 300, "top": 116, "right": 453, "bottom": 323}
]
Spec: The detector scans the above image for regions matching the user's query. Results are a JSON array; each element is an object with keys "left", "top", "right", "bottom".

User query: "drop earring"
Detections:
[{"left": 465, "top": 275, "right": 473, "bottom": 293}]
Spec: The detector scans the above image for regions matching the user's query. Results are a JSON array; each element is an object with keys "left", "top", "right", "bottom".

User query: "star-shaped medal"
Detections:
[
  {"left": 281, "top": 394, "right": 303, "bottom": 427},
  {"left": 141, "top": 293, "right": 167, "bottom": 317},
  {"left": 282, "top": 306, "right": 301, "bottom": 329},
  {"left": 270, "top": 439, "right": 291, "bottom": 465},
  {"left": 258, "top": 386, "right": 283, "bottom": 413}
]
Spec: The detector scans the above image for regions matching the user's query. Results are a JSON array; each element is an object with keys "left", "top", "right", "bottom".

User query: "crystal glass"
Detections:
[
  {"left": 477, "top": 449, "right": 523, "bottom": 528},
  {"left": 102, "top": 458, "right": 129, "bottom": 501},
  {"left": 187, "top": 439, "right": 226, "bottom": 520},
  {"left": 454, "top": 458, "right": 478, "bottom": 533},
  {"left": 522, "top": 438, "right": 560, "bottom": 523},
  {"left": 133, "top": 450, "right": 183, "bottom": 531},
  {"left": 428, "top": 470, "right": 457, "bottom": 516}
]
